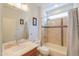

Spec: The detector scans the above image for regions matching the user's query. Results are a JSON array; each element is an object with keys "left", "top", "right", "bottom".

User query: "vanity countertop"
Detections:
[{"left": 2, "top": 40, "right": 39, "bottom": 56}]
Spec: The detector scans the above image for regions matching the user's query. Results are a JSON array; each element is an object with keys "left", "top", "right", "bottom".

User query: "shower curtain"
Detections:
[
  {"left": 0, "top": 4, "right": 2, "bottom": 56},
  {"left": 68, "top": 8, "right": 79, "bottom": 56}
]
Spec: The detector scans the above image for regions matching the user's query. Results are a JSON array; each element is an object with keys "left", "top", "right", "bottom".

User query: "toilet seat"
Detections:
[{"left": 37, "top": 46, "right": 49, "bottom": 56}]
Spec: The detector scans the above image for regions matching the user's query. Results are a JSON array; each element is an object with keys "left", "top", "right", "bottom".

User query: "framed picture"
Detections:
[
  {"left": 32, "top": 17, "right": 37, "bottom": 26},
  {"left": 20, "top": 19, "right": 24, "bottom": 25}
]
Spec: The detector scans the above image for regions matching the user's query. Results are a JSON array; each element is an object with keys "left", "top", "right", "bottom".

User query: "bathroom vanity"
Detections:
[{"left": 3, "top": 40, "right": 39, "bottom": 56}]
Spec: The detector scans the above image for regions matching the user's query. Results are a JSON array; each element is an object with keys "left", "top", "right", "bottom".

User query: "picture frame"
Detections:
[
  {"left": 20, "top": 19, "right": 24, "bottom": 25},
  {"left": 32, "top": 17, "right": 37, "bottom": 26}
]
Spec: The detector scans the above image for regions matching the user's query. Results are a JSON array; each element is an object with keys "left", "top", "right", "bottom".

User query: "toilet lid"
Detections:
[{"left": 38, "top": 46, "right": 49, "bottom": 52}]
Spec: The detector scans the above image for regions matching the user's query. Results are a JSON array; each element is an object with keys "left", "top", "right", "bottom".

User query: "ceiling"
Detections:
[
  {"left": 22, "top": 3, "right": 69, "bottom": 12},
  {"left": 31, "top": 3, "right": 66, "bottom": 7},
  {"left": 30, "top": 3, "right": 68, "bottom": 11}
]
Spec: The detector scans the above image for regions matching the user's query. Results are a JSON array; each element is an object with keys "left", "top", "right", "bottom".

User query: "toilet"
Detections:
[{"left": 37, "top": 46, "right": 49, "bottom": 56}]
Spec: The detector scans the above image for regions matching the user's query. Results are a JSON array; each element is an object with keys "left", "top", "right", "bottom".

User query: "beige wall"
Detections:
[
  {"left": 1, "top": 4, "right": 39, "bottom": 43},
  {"left": 2, "top": 4, "right": 27, "bottom": 42},
  {"left": 26, "top": 4, "right": 39, "bottom": 42}
]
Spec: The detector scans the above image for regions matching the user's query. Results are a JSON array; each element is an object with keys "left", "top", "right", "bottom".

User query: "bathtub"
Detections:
[{"left": 44, "top": 42, "right": 67, "bottom": 56}]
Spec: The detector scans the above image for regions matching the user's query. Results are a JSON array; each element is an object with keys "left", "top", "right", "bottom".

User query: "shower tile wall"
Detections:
[
  {"left": 47, "top": 18, "right": 61, "bottom": 45},
  {"left": 42, "top": 16, "right": 68, "bottom": 47}
]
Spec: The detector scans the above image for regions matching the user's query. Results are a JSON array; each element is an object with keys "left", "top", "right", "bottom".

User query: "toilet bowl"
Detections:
[{"left": 37, "top": 46, "right": 49, "bottom": 56}]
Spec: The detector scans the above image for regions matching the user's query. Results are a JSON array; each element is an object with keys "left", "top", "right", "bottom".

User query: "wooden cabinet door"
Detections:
[{"left": 22, "top": 47, "right": 38, "bottom": 56}]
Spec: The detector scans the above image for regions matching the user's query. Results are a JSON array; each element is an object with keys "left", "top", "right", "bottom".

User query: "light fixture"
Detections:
[
  {"left": 8, "top": 3, "right": 28, "bottom": 11},
  {"left": 21, "top": 4, "right": 28, "bottom": 11}
]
